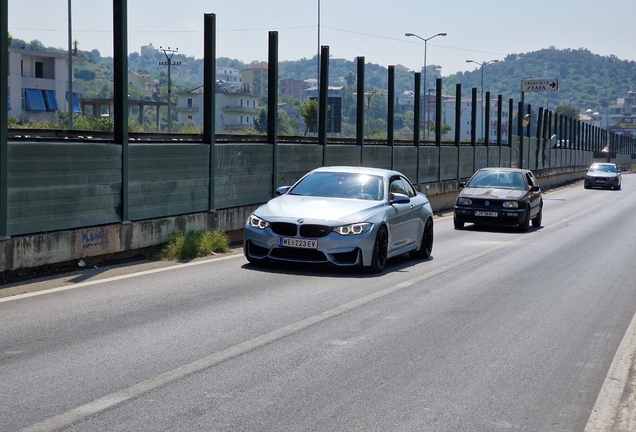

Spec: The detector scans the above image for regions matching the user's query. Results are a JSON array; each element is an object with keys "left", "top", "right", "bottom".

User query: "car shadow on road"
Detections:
[
  {"left": 456, "top": 224, "right": 544, "bottom": 234},
  {"left": 240, "top": 254, "right": 434, "bottom": 278}
]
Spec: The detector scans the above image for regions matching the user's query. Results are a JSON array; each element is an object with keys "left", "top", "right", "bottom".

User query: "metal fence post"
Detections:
[{"left": 203, "top": 13, "right": 216, "bottom": 210}]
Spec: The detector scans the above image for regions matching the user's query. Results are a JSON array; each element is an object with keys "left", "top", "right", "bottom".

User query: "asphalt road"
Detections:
[{"left": 2, "top": 176, "right": 636, "bottom": 432}]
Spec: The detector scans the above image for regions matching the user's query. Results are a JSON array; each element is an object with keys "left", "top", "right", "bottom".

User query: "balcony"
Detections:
[
  {"left": 175, "top": 106, "right": 200, "bottom": 113},
  {"left": 222, "top": 105, "right": 259, "bottom": 114}
]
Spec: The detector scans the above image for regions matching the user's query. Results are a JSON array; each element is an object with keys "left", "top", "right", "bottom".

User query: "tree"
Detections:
[
  {"left": 429, "top": 122, "right": 453, "bottom": 139},
  {"left": 253, "top": 109, "right": 268, "bottom": 134},
  {"left": 252, "top": 108, "right": 294, "bottom": 135},
  {"left": 554, "top": 105, "right": 578, "bottom": 119},
  {"left": 345, "top": 72, "right": 356, "bottom": 86},
  {"left": 298, "top": 99, "right": 318, "bottom": 136}
]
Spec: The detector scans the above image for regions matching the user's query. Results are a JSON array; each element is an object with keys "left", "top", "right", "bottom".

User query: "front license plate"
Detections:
[
  {"left": 474, "top": 211, "right": 498, "bottom": 217},
  {"left": 279, "top": 237, "right": 318, "bottom": 249}
]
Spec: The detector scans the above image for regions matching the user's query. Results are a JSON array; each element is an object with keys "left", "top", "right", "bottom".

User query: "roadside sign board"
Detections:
[{"left": 521, "top": 79, "right": 559, "bottom": 92}]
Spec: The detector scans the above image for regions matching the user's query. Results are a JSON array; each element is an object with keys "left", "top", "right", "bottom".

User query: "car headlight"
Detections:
[
  {"left": 502, "top": 201, "right": 519, "bottom": 209},
  {"left": 333, "top": 222, "right": 372, "bottom": 236},
  {"left": 247, "top": 214, "right": 270, "bottom": 230},
  {"left": 457, "top": 197, "right": 472, "bottom": 205}
]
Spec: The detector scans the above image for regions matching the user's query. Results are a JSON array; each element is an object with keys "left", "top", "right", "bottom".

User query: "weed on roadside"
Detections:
[{"left": 159, "top": 230, "right": 230, "bottom": 260}]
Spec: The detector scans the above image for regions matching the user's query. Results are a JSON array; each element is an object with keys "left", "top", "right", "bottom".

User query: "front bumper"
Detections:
[
  {"left": 243, "top": 224, "right": 378, "bottom": 267},
  {"left": 454, "top": 206, "right": 528, "bottom": 226},
  {"left": 584, "top": 176, "right": 619, "bottom": 189}
]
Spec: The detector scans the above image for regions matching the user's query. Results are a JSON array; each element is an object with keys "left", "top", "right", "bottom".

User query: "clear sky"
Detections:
[{"left": 7, "top": 0, "right": 635, "bottom": 77}]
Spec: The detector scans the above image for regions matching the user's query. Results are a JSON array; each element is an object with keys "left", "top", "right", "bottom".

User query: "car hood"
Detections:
[
  {"left": 460, "top": 187, "right": 527, "bottom": 200},
  {"left": 255, "top": 195, "right": 384, "bottom": 224}
]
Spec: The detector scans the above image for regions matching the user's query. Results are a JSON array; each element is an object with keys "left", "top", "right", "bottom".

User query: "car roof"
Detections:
[
  {"left": 311, "top": 166, "right": 404, "bottom": 177},
  {"left": 476, "top": 167, "right": 530, "bottom": 173},
  {"left": 591, "top": 162, "right": 615, "bottom": 166}
]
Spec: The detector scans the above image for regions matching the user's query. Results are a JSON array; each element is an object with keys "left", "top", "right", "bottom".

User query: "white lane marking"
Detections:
[
  {"left": 0, "top": 254, "right": 244, "bottom": 303},
  {"left": 19, "top": 241, "right": 513, "bottom": 432},
  {"left": 584, "top": 309, "right": 636, "bottom": 432}
]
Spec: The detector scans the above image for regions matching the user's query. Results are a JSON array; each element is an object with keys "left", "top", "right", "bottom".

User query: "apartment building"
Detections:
[
  {"left": 128, "top": 71, "right": 159, "bottom": 98},
  {"left": 597, "top": 91, "right": 636, "bottom": 137},
  {"left": 216, "top": 67, "right": 241, "bottom": 90},
  {"left": 7, "top": 48, "right": 84, "bottom": 122},
  {"left": 176, "top": 82, "right": 260, "bottom": 133},
  {"left": 280, "top": 78, "right": 310, "bottom": 101}
]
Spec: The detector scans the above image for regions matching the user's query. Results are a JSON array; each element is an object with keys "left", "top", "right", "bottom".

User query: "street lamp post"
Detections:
[
  {"left": 159, "top": 46, "right": 182, "bottom": 132},
  {"left": 406, "top": 32, "right": 447, "bottom": 140},
  {"left": 428, "top": 88, "right": 435, "bottom": 137},
  {"left": 466, "top": 59, "right": 498, "bottom": 140}
]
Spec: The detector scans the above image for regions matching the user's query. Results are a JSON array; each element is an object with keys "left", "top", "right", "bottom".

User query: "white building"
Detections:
[
  {"left": 588, "top": 92, "right": 636, "bottom": 137},
  {"left": 175, "top": 67, "right": 260, "bottom": 133},
  {"left": 128, "top": 71, "right": 159, "bottom": 98},
  {"left": 140, "top": 43, "right": 158, "bottom": 57},
  {"left": 216, "top": 67, "right": 242, "bottom": 90},
  {"left": 441, "top": 97, "right": 510, "bottom": 144},
  {"left": 7, "top": 48, "right": 84, "bottom": 122},
  {"left": 175, "top": 82, "right": 260, "bottom": 133}
]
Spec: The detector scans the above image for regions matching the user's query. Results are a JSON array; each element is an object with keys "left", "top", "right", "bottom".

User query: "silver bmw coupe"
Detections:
[{"left": 243, "top": 166, "right": 434, "bottom": 273}]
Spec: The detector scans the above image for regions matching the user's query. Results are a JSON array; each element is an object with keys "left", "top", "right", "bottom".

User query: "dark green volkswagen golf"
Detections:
[{"left": 453, "top": 168, "right": 543, "bottom": 232}]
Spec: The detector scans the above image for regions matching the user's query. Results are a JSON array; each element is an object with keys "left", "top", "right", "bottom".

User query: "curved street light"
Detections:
[
  {"left": 466, "top": 59, "right": 499, "bottom": 140},
  {"left": 406, "top": 32, "right": 447, "bottom": 140}
]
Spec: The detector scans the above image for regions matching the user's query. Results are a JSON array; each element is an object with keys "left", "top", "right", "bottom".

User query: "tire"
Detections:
[
  {"left": 518, "top": 208, "right": 530, "bottom": 232},
  {"left": 532, "top": 207, "right": 542, "bottom": 227},
  {"left": 368, "top": 226, "right": 388, "bottom": 273},
  {"left": 453, "top": 216, "right": 465, "bottom": 230},
  {"left": 410, "top": 218, "right": 434, "bottom": 260},
  {"left": 584, "top": 185, "right": 590, "bottom": 189}
]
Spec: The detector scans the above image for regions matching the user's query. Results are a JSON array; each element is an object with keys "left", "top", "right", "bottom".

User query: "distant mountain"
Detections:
[
  {"left": 11, "top": 37, "right": 635, "bottom": 112},
  {"left": 448, "top": 47, "right": 636, "bottom": 112}
]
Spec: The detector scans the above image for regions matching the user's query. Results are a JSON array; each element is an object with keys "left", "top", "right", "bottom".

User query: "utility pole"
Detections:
[{"left": 159, "top": 47, "right": 182, "bottom": 132}]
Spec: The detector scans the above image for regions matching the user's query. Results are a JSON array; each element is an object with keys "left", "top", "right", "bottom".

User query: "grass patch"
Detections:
[{"left": 158, "top": 230, "right": 230, "bottom": 260}]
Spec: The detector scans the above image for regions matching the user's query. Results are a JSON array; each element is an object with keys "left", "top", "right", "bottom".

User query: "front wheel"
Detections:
[
  {"left": 368, "top": 227, "right": 388, "bottom": 273},
  {"left": 532, "top": 207, "right": 542, "bottom": 227},
  {"left": 453, "top": 216, "right": 465, "bottom": 230},
  {"left": 518, "top": 208, "right": 530, "bottom": 232},
  {"left": 410, "top": 218, "right": 434, "bottom": 260}
]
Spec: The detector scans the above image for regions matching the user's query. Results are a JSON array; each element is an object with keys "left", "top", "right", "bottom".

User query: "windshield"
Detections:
[
  {"left": 289, "top": 172, "right": 384, "bottom": 200},
  {"left": 589, "top": 164, "right": 616, "bottom": 173},
  {"left": 467, "top": 170, "right": 526, "bottom": 190}
]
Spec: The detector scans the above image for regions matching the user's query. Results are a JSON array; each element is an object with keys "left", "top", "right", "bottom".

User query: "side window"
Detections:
[
  {"left": 399, "top": 176, "right": 417, "bottom": 197},
  {"left": 389, "top": 177, "right": 408, "bottom": 196}
]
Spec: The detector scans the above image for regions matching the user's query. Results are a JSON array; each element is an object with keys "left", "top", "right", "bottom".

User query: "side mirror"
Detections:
[
  {"left": 458, "top": 182, "right": 466, "bottom": 189},
  {"left": 275, "top": 186, "right": 291, "bottom": 196},
  {"left": 390, "top": 193, "right": 410, "bottom": 205},
  {"left": 529, "top": 186, "right": 540, "bottom": 192}
]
